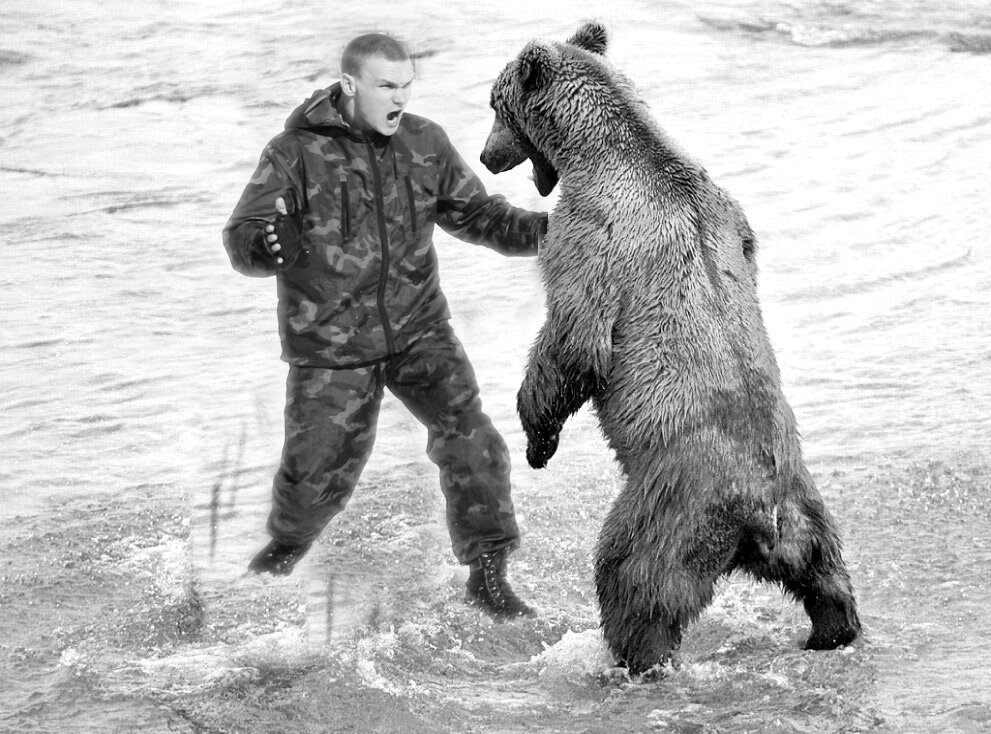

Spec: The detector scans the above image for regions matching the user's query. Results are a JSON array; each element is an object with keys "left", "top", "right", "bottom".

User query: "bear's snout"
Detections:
[{"left": 481, "top": 117, "right": 528, "bottom": 174}]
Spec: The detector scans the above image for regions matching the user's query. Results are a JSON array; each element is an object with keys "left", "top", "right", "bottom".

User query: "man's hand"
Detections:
[{"left": 261, "top": 196, "right": 302, "bottom": 269}]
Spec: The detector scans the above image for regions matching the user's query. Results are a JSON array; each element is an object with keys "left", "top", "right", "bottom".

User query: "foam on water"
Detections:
[{"left": 529, "top": 628, "right": 616, "bottom": 679}]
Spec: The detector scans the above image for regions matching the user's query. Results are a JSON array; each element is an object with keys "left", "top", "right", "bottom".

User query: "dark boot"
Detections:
[
  {"left": 465, "top": 550, "right": 535, "bottom": 618},
  {"left": 248, "top": 540, "right": 311, "bottom": 576}
]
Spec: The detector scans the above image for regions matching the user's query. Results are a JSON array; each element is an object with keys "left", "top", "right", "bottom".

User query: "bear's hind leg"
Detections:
[
  {"left": 744, "top": 496, "right": 861, "bottom": 650},
  {"left": 596, "top": 522, "right": 723, "bottom": 675},
  {"left": 595, "top": 554, "right": 709, "bottom": 676},
  {"left": 799, "top": 583, "right": 861, "bottom": 650},
  {"left": 596, "top": 480, "right": 738, "bottom": 676},
  {"left": 620, "top": 615, "right": 683, "bottom": 677}
]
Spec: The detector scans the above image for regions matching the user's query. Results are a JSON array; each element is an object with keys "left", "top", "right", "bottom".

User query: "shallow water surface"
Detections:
[{"left": 1, "top": 0, "right": 989, "bottom": 732}]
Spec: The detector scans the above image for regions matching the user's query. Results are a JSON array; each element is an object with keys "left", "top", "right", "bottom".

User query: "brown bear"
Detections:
[{"left": 481, "top": 22, "right": 861, "bottom": 675}]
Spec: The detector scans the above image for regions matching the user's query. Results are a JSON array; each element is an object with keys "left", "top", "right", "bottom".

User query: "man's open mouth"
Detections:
[{"left": 387, "top": 110, "right": 402, "bottom": 123}]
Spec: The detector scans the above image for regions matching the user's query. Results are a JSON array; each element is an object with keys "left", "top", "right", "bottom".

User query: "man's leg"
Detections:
[
  {"left": 386, "top": 321, "right": 532, "bottom": 616},
  {"left": 250, "top": 364, "right": 382, "bottom": 575}
]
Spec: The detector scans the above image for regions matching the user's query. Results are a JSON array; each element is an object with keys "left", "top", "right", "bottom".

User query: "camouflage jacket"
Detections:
[{"left": 223, "top": 84, "right": 547, "bottom": 368}]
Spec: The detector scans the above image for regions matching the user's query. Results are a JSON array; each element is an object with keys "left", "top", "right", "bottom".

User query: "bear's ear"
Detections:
[
  {"left": 517, "top": 41, "right": 555, "bottom": 92},
  {"left": 567, "top": 21, "right": 608, "bottom": 55}
]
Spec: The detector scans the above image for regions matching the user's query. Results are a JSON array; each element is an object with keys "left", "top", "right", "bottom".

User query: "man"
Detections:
[{"left": 222, "top": 32, "right": 544, "bottom": 618}]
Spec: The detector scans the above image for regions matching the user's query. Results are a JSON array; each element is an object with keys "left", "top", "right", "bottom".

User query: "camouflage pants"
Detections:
[{"left": 267, "top": 320, "right": 520, "bottom": 564}]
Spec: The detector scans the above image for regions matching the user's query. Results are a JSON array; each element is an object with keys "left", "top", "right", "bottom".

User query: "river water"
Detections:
[{"left": 1, "top": 0, "right": 989, "bottom": 732}]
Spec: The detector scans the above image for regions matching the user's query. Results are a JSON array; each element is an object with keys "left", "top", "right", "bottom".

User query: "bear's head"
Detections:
[{"left": 480, "top": 22, "right": 615, "bottom": 196}]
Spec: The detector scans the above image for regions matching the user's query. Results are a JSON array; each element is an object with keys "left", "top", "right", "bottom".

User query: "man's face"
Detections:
[{"left": 343, "top": 56, "right": 415, "bottom": 137}]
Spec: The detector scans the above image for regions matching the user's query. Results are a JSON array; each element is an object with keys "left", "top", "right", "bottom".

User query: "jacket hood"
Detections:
[{"left": 284, "top": 83, "right": 349, "bottom": 132}]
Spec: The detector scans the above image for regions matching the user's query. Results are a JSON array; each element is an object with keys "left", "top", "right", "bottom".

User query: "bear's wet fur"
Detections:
[{"left": 482, "top": 22, "right": 861, "bottom": 675}]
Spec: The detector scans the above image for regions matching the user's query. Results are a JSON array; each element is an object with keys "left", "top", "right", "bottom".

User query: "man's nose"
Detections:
[{"left": 394, "top": 87, "right": 410, "bottom": 105}]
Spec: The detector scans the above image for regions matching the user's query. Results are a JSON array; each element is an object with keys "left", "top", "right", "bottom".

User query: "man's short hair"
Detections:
[{"left": 341, "top": 33, "right": 411, "bottom": 75}]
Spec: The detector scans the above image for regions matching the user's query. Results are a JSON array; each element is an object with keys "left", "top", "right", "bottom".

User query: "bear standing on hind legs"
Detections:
[{"left": 481, "top": 22, "right": 861, "bottom": 675}]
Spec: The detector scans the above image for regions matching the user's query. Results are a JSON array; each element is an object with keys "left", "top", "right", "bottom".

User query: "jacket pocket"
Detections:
[
  {"left": 404, "top": 174, "right": 417, "bottom": 237},
  {"left": 341, "top": 174, "right": 353, "bottom": 241}
]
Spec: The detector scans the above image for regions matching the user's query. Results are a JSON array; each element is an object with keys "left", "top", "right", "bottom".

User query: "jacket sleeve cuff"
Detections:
[{"left": 536, "top": 212, "right": 548, "bottom": 252}]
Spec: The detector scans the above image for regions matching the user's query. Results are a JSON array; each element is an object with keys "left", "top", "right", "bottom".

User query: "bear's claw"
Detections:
[{"left": 526, "top": 431, "right": 559, "bottom": 469}]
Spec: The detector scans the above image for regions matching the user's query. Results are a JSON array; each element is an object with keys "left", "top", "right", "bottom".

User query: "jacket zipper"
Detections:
[{"left": 368, "top": 143, "right": 395, "bottom": 355}]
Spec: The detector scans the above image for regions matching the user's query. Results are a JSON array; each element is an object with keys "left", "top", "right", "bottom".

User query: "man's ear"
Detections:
[
  {"left": 518, "top": 42, "right": 555, "bottom": 92},
  {"left": 567, "top": 22, "right": 608, "bottom": 55},
  {"left": 340, "top": 72, "right": 356, "bottom": 96}
]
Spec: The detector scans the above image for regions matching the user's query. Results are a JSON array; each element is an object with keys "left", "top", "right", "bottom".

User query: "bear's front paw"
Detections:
[{"left": 526, "top": 429, "right": 559, "bottom": 469}]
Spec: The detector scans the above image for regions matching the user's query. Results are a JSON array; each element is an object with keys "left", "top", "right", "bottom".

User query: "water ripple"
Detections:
[{"left": 779, "top": 248, "right": 973, "bottom": 303}]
